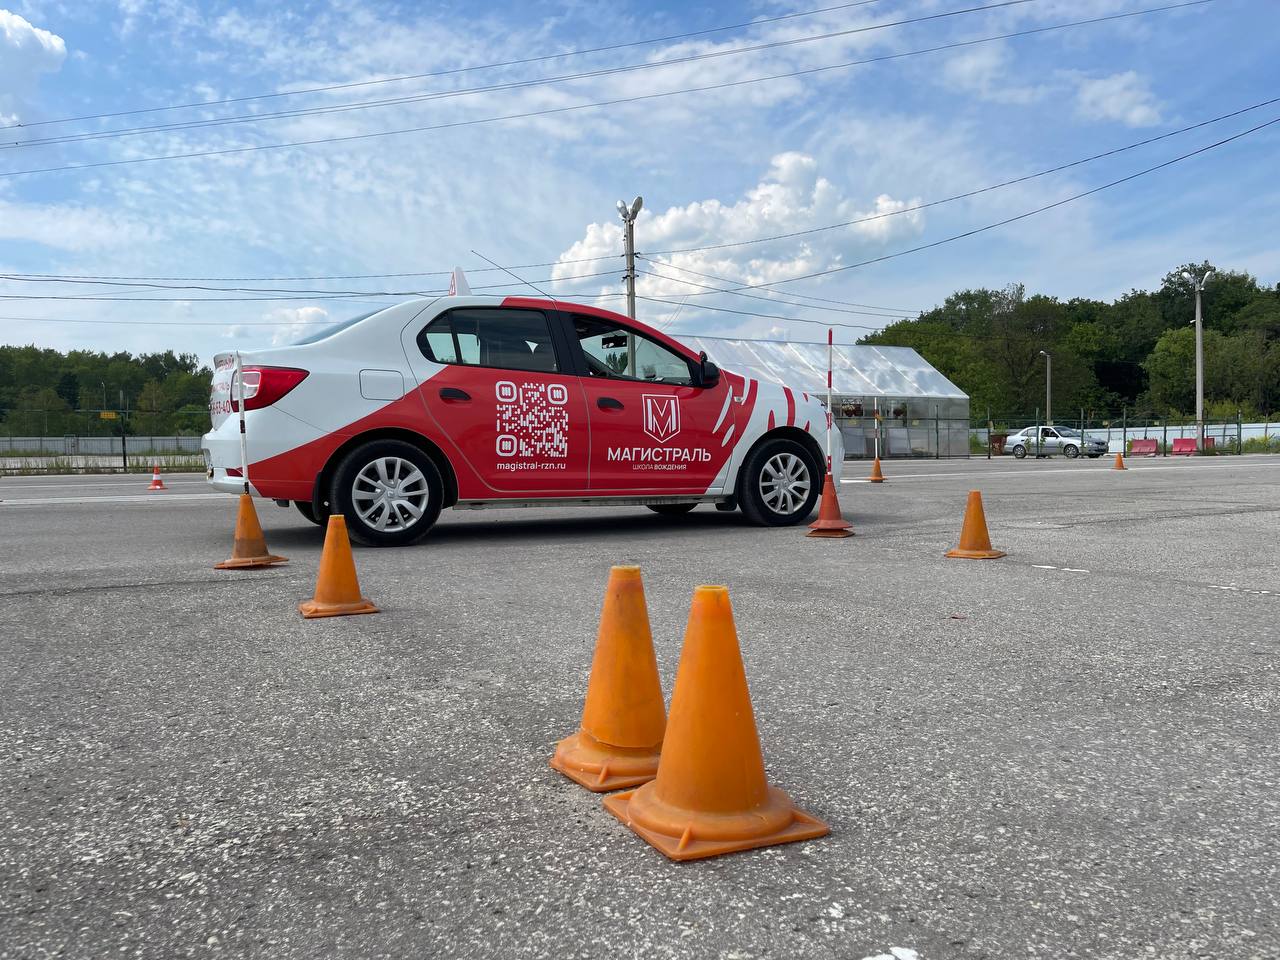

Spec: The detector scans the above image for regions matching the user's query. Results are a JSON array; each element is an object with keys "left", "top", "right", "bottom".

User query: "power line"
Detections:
[
  {"left": 642, "top": 92, "right": 1280, "bottom": 259},
  {"left": 671, "top": 113, "right": 1280, "bottom": 296},
  {"left": 635, "top": 267, "right": 912, "bottom": 318},
  {"left": 0, "top": 1, "right": 1212, "bottom": 180},
  {"left": 0, "top": 0, "right": 892, "bottom": 132},
  {"left": 2, "top": 0, "right": 1040, "bottom": 151}
]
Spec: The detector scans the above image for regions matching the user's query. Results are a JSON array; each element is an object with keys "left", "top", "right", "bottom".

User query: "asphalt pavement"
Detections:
[{"left": 1, "top": 456, "right": 1277, "bottom": 959}]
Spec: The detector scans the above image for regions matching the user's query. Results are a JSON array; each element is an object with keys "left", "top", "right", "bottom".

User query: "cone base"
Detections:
[
  {"left": 806, "top": 527, "right": 853, "bottom": 538},
  {"left": 148, "top": 482, "right": 166, "bottom": 491},
  {"left": 550, "top": 730, "right": 660, "bottom": 793},
  {"left": 944, "top": 547, "right": 1006, "bottom": 560},
  {"left": 214, "top": 553, "right": 287, "bottom": 569},
  {"left": 604, "top": 786, "right": 830, "bottom": 861},
  {"left": 867, "top": 477, "right": 884, "bottom": 484},
  {"left": 298, "top": 597, "right": 379, "bottom": 619}
]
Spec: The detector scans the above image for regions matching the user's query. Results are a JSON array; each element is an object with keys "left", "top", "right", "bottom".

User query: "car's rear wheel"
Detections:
[
  {"left": 1012, "top": 444, "right": 1027, "bottom": 459},
  {"left": 738, "top": 438, "right": 820, "bottom": 526},
  {"left": 330, "top": 440, "right": 443, "bottom": 547},
  {"left": 647, "top": 503, "right": 697, "bottom": 516},
  {"left": 1063, "top": 444, "right": 1079, "bottom": 459},
  {"left": 294, "top": 500, "right": 323, "bottom": 525}
]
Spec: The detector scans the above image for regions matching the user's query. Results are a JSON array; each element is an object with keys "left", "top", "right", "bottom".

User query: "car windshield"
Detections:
[
  {"left": 292, "top": 309, "right": 381, "bottom": 345},
  {"left": 1055, "top": 427, "right": 1081, "bottom": 437}
]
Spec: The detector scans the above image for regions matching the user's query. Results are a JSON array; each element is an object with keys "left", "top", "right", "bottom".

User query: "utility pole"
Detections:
[
  {"left": 1182, "top": 267, "right": 1215, "bottom": 450},
  {"left": 1039, "top": 350, "right": 1052, "bottom": 427},
  {"left": 616, "top": 196, "right": 643, "bottom": 376}
]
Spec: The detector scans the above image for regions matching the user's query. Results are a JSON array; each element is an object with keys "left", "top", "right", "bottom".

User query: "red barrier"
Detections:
[
  {"left": 1172, "top": 438, "right": 1197, "bottom": 455},
  {"left": 1129, "top": 439, "right": 1159, "bottom": 456}
]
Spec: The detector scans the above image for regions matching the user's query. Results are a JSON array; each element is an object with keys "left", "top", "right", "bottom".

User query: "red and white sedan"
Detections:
[{"left": 203, "top": 296, "right": 840, "bottom": 545}]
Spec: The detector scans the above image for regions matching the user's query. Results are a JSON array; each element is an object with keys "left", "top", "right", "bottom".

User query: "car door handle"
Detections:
[
  {"left": 597, "top": 397, "right": 624, "bottom": 411},
  {"left": 439, "top": 387, "right": 471, "bottom": 402}
]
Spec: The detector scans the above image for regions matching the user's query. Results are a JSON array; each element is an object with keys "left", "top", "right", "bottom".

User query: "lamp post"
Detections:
[
  {"left": 1181, "top": 268, "right": 1214, "bottom": 450},
  {"left": 1039, "top": 350, "right": 1051, "bottom": 427},
  {"left": 616, "top": 195, "right": 643, "bottom": 375}
]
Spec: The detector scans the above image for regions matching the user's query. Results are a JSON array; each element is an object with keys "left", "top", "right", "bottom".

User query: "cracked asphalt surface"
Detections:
[{"left": 1, "top": 456, "right": 1277, "bottom": 959}]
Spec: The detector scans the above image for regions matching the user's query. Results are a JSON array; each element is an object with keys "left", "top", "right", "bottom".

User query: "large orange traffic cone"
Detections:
[
  {"left": 945, "top": 490, "right": 1006, "bottom": 560},
  {"left": 806, "top": 473, "right": 853, "bottom": 538},
  {"left": 603, "top": 585, "right": 829, "bottom": 861},
  {"left": 299, "top": 515, "right": 378, "bottom": 618},
  {"left": 1113, "top": 452, "right": 1126, "bottom": 470},
  {"left": 550, "top": 566, "right": 666, "bottom": 792},
  {"left": 147, "top": 464, "right": 166, "bottom": 491},
  {"left": 214, "top": 494, "right": 287, "bottom": 569},
  {"left": 867, "top": 457, "right": 885, "bottom": 483}
]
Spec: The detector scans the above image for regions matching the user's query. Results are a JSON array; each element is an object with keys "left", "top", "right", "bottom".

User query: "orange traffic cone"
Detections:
[
  {"left": 603, "top": 585, "right": 829, "bottom": 861},
  {"left": 214, "top": 494, "right": 287, "bottom": 569},
  {"left": 945, "top": 490, "right": 1006, "bottom": 560},
  {"left": 806, "top": 472, "right": 853, "bottom": 538},
  {"left": 550, "top": 566, "right": 666, "bottom": 792},
  {"left": 867, "top": 457, "right": 885, "bottom": 483},
  {"left": 147, "top": 464, "right": 166, "bottom": 491},
  {"left": 1113, "top": 452, "right": 1126, "bottom": 470},
  {"left": 299, "top": 515, "right": 378, "bottom": 618}
]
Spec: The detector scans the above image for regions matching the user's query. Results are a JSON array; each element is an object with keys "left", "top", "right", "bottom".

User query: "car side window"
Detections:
[
  {"left": 417, "top": 308, "right": 558, "bottom": 373},
  {"left": 571, "top": 315, "right": 693, "bottom": 386}
]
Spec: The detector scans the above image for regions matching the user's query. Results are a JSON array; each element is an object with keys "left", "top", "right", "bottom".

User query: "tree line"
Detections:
[
  {"left": 0, "top": 347, "right": 212, "bottom": 436},
  {"left": 859, "top": 261, "right": 1280, "bottom": 422}
]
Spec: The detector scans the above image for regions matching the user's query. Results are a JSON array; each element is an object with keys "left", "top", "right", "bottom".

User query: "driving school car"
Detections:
[{"left": 203, "top": 294, "right": 841, "bottom": 546}]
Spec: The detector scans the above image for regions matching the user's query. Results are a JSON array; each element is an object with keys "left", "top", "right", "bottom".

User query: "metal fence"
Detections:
[{"left": 970, "top": 411, "right": 1278, "bottom": 456}]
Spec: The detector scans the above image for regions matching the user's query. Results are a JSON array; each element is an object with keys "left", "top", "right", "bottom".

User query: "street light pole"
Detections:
[
  {"left": 616, "top": 196, "right": 643, "bottom": 377},
  {"left": 1039, "top": 350, "right": 1052, "bottom": 427},
  {"left": 1182, "top": 268, "right": 1215, "bottom": 450}
]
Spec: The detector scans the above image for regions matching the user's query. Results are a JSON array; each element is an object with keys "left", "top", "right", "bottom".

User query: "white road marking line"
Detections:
[
  {"left": 1061, "top": 568, "right": 1090, "bottom": 573},
  {"left": 0, "top": 479, "right": 207, "bottom": 491},
  {"left": 1031, "top": 564, "right": 1057, "bottom": 569},
  {"left": 1, "top": 493, "right": 228, "bottom": 506}
]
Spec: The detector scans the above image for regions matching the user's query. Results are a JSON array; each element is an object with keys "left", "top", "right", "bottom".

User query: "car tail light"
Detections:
[{"left": 231, "top": 366, "right": 309, "bottom": 412}]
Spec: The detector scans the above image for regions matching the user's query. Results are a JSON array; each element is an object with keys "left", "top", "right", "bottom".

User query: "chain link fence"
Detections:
[{"left": 970, "top": 410, "right": 1279, "bottom": 457}]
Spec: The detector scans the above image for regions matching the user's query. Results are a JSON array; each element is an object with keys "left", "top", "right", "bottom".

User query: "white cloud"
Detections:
[
  {"left": 941, "top": 43, "right": 1045, "bottom": 105},
  {"left": 1074, "top": 71, "right": 1163, "bottom": 127},
  {"left": 0, "top": 8, "right": 66, "bottom": 122},
  {"left": 550, "top": 152, "right": 924, "bottom": 331},
  {"left": 262, "top": 305, "right": 329, "bottom": 345},
  {"left": 0, "top": 198, "right": 156, "bottom": 250}
]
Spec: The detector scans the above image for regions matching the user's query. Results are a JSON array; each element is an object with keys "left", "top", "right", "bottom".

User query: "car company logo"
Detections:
[{"left": 642, "top": 394, "right": 680, "bottom": 443}]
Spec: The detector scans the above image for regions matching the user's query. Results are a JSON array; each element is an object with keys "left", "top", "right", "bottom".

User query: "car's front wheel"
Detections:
[
  {"left": 738, "top": 438, "right": 821, "bottom": 526},
  {"left": 330, "top": 440, "right": 443, "bottom": 546},
  {"left": 1012, "top": 444, "right": 1027, "bottom": 459},
  {"left": 647, "top": 503, "right": 697, "bottom": 516},
  {"left": 1063, "top": 444, "right": 1079, "bottom": 459}
]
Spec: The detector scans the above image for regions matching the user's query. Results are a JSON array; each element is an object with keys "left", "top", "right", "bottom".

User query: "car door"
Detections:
[
  {"left": 1040, "top": 427, "right": 1059, "bottom": 455},
  {"left": 400, "top": 304, "right": 590, "bottom": 496},
  {"left": 566, "top": 313, "right": 730, "bottom": 494}
]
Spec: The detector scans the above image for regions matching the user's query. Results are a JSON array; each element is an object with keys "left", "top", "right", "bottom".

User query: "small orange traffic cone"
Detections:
[
  {"left": 1113, "top": 452, "right": 1126, "bottom": 470},
  {"left": 299, "top": 515, "right": 378, "bottom": 618},
  {"left": 214, "top": 494, "right": 287, "bottom": 569},
  {"left": 945, "top": 490, "right": 1006, "bottom": 560},
  {"left": 550, "top": 566, "right": 666, "bottom": 792},
  {"left": 806, "top": 472, "right": 853, "bottom": 538},
  {"left": 603, "top": 585, "right": 829, "bottom": 861},
  {"left": 147, "top": 464, "right": 166, "bottom": 491},
  {"left": 867, "top": 457, "right": 885, "bottom": 483}
]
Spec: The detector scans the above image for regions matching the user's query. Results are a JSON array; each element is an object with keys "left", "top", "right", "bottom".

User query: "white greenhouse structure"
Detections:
[{"left": 676, "top": 335, "right": 971, "bottom": 459}]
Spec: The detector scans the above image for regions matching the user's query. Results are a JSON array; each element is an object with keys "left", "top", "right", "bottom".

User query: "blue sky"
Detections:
[{"left": 1, "top": 0, "right": 1277, "bottom": 361}]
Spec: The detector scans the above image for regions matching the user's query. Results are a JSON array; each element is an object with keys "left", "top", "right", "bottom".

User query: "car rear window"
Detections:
[{"left": 291, "top": 309, "right": 381, "bottom": 345}]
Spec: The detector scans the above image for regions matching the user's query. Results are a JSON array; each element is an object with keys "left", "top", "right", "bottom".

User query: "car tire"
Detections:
[
  {"left": 1063, "top": 444, "right": 1079, "bottom": 459},
  {"left": 294, "top": 500, "right": 324, "bottom": 525},
  {"left": 647, "top": 503, "right": 697, "bottom": 516},
  {"left": 1012, "top": 444, "right": 1027, "bottom": 459},
  {"left": 329, "top": 439, "right": 443, "bottom": 547},
  {"left": 738, "top": 438, "right": 821, "bottom": 527}
]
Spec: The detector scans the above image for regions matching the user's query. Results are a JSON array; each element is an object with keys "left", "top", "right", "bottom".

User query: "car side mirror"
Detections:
[{"left": 697, "top": 352, "right": 720, "bottom": 388}]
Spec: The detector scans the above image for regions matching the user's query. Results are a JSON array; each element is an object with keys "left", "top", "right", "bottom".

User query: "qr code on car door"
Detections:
[{"left": 495, "top": 381, "right": 569, "bottom": 458}]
